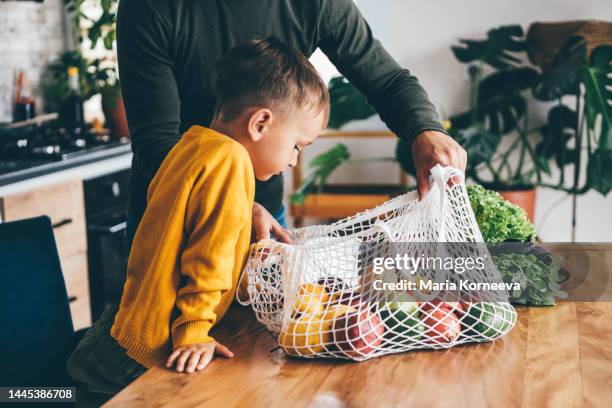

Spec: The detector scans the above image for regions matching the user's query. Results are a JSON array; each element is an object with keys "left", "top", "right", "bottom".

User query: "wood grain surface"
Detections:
[
  {"left": 105, "top": 246, "right": 612, "bottom": 408},
  {"left": 104, "top": 301, "right": 612, "bottom": 408}
]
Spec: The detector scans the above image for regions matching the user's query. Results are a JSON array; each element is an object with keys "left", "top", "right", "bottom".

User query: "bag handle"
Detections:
[{"left": 429, "top": 165, "right": 464, "bottom": 242}]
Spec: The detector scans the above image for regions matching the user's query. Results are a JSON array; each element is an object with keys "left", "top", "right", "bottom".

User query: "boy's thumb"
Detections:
[{"left": 215, "top": 343, "right": 234, "bottom": 358}]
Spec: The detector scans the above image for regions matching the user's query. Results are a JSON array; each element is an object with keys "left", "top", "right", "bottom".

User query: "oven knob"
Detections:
[{"left": 102, "top": 181, "right": 121, "bottom": 198}]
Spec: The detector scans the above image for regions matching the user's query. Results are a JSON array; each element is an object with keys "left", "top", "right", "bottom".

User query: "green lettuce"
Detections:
[{"left": 467, "top": 185, "right": 536, "bottom": 244}]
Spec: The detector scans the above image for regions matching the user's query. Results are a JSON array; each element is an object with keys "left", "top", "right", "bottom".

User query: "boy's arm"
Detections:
[
  {"left": 170, "top": 152, "right": 252, "bottom": 347},
  {"left": 316, "top": 0, "right": 447, "bottom": 144}
]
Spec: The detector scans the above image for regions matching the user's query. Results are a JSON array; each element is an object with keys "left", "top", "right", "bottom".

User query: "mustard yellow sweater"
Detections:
[{"left": 111, "top": 125, "right": 255, "bottom": 368}]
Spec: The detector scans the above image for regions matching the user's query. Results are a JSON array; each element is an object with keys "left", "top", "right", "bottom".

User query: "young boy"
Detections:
[{"left": 67, "top": 38, "right": 330, "bottom": 395}]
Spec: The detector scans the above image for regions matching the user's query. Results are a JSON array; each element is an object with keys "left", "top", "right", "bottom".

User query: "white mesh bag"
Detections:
[{"left": 237, "top": 165, "right": 517, "bottom": 361}]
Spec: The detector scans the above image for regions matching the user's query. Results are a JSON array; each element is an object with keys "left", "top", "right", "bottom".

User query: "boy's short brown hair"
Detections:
[{"left": 213, "top": 38, "right": 330, "bottom": 123}]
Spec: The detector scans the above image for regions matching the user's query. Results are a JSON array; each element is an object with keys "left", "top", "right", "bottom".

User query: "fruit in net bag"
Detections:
[
  {"left": 461, "top": 303, "right": 516, "bottom": 339},
  {"left": 279, "top": 314, "right": 328, "bottom": 356},
  {"left": 291, "top": 283, "right": 330, "bottom": 315},
  {"left": 421, "top": 305, "right": 461, "bottom": 344},
  {"left": 332, "top": 309, "right": 385, "bottom": 358},
  {"left": 317, "top": 276, "right": 347, "bottom": 294},
  {"left": 379, "top": 301, "right": 425, "bottom": 345}
]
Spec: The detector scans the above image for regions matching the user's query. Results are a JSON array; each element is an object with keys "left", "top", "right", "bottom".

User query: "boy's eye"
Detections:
[{"left": 294, "top": 145, "right": 301, "bottom": 152}]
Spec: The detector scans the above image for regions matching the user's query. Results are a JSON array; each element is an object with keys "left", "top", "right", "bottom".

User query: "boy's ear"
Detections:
[{"left": 247, "top": 108, "right": 273, "bottom": 142}]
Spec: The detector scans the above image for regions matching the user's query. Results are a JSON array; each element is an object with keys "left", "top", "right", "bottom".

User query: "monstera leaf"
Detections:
[
  {"left": 536, "top": 105, "right": 577, "bottom": 168},
  {"left": 532, "top": 35, "right": 587, "bottom": 101},
  {"left": 327, "top": 77, "right": 376, "bottom": 129},
  {"left": 451, "top": 67, "right": 540, "bottom": 134},
  {"left": 587, "top": 149, "right": 612, "bottom": 195},
  {"left": 396, "top": 125, "right": 501, "bottom": 179},
  {"left": 452, "top": 125, "right": 501, "bottom": 168},
  {"left": 452, "top": 25, "right": 526, "bottom": 69},
  {"left": 583, "top": 45, "right": 612, "bottom": 150}
]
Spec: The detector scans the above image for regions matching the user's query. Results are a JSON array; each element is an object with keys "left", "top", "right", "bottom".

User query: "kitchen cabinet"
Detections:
[{"left": 0, "top": 178, "right": 91, "bottom": 330}]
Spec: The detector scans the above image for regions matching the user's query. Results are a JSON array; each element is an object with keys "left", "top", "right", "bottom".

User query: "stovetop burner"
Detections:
[{"left": 0, "top": 119, "right": 130, "bottom": 177}]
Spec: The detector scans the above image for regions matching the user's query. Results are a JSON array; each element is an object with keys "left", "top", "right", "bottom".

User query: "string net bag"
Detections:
[{"left": 237, "top": 165, "right": 517, "bottom": 361}]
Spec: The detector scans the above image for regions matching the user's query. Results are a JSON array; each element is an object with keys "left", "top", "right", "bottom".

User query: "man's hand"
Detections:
[
  {"left": 411, "top": 130, "right": 467, "bottom": 199},
  {"left": 252, "top": 202, "right": 292, "bottom": 243},
  {"left": 166, "top": 340, "right": 234, "bottom": 373}
]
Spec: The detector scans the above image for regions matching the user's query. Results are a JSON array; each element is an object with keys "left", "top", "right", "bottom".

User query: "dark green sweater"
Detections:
[{"left": 117, "top": 0, "right": 445, "bottom": 216}]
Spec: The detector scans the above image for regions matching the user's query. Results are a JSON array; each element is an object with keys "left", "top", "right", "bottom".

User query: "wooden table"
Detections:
[
  {"left": 106, "top": 246, "right": 612, "bottom": 408},
  {"left": 104, "top": 302, "right": 612, "bottom": 407}
]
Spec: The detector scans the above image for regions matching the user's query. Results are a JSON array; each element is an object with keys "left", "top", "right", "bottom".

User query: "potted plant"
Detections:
[
  {"left": 396, "top": 23, "right": 612, "bottom": 228},
  {"left": 41, "top": 51, "right": 113, "bottom": 121},
  {"left": 63, "top": 0, "right": 127, "bottom": 138}
]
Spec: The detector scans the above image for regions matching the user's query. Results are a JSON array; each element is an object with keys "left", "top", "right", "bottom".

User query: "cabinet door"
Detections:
[
  {"left": 1, "top": 179, "right": 87, "bottom": 259},
  {"left": 1, "top": 179, "right": 91, "bottom": 330}
]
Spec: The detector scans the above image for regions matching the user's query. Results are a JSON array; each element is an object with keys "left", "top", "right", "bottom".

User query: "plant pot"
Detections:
[
  {"left": 497, "top": 188, "right": 536, "bottom": 222},
  {"left": 101, "top": 94, "right": 129, "bottom": 139}
]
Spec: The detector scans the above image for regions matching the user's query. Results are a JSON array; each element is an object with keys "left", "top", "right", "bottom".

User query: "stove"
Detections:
[{"left": 0, "top": 117, "right": 130, "bottom": 177}]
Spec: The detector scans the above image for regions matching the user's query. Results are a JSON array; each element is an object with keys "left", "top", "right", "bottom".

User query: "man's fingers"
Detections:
[
  {"left": 214, "top": 342, "right": 234, "bottom": 359},
  {"left": 417, "top": 172, "right": 430, "bottom": 200},
  {"left": 270, "top": 221, "right": 292, "bottom": 244}
]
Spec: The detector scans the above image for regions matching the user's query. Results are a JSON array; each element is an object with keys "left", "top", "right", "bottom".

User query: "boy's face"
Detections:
[{"left": 248, "top": 105, "right": 326, "bottom": 181}]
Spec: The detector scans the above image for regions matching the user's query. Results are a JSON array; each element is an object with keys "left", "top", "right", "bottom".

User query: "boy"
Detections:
[{"left": 67, "top": 38, "right": 330, "bottom": 395}]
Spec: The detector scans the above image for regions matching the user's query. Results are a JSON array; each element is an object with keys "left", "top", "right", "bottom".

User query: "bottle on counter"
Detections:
[
  {"left": 13, "top": 70, "right": 37, "bottom": 122},
  {"left": 62, "top": 66, "right": 85, "bottom": 135}
]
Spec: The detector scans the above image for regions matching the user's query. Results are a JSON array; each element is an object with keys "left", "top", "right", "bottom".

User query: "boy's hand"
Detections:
[
  {"left": 166, "top": 340, "right": 234, "bottom": 373},
  {"left": 252, "top": 202, "right": 292, "bottom": 243}
]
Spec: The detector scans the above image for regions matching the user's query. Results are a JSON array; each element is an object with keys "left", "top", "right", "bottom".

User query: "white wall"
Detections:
[
  {"left": 0, "top": 0, "right": 69, "bottom": 122},
  {"left": 298, "top": 0, "right": 612, "bottom": 242}
]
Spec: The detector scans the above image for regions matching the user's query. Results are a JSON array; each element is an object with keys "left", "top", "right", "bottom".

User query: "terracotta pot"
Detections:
[
  {"left": 102, "top": 94, "right": 129, "bottom": 139},
  {"left": 498, "top": 189, "right": 536, "bottom": 222}
]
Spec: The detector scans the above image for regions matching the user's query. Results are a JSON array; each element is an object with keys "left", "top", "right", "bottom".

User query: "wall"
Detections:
[
  {"left": 0, "top": 0, "right": 69, "bottom": 123},
  {"left": 299, "top": 0, "right": 612, "bottom": 242}
]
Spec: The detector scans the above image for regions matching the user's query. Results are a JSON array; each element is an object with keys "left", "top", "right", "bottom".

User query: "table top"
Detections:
[{"left": 106, "top": 245, "right": 612, "bottom": 408}]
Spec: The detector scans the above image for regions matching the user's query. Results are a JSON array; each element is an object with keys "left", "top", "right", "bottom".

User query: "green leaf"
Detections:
[
  {"left": 327, "top": 77, "right": 376, "bottom": 129},
  {"left": 536, "top": 105, "right": 577, "bottom": 167},
  {"left": 467, "top": 185, "right": 536, "bottom": 244},
  {"left": 583, "top": 45, "right": 612, "bottom": 150},
  {"left": 586, "top": 149, "right": 612, "bottom": 195},
  {"left": 290, "top": 143, "right": 350, "bottom": 204},
  {"left": 451, "top": 125, "right": 501, "bottom": 168},
  {"left": 532, "top": 35, "right": 586, "bottom": 101},
  {"left": 451, "top": 25, "right": 526, "bottom": 69},
  {"left": 103, "top": 30, "right": 115, "bottom": 50},
  {"left": 450, "top": 68, "right": 540, "bottom": 134}
]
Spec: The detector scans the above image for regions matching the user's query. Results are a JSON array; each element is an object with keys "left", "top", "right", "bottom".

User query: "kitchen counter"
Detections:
[
  {"left": 0, "top": 143, "right": 132, "bottom": 197},
  {"left": 105, "top": 247, "right": 612, "bottom": 408}
]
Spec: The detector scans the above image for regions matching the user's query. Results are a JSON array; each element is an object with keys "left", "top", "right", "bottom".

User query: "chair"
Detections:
[{"left": 0, "top": 216, "right": 87, "bottom": 387}]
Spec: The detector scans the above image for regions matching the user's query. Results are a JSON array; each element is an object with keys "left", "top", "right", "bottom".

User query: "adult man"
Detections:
[{"left": 117, "top": 0, "right": 467, "bottom": 248}]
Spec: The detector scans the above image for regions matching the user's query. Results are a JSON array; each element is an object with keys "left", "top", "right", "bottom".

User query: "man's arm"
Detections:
[
  {"left": 316, "top": 0, "right": 467, "bottom": 197},
  {"left": 316, "top": 0, "right": 446, "bottom": 144},
  {"left": 116, "top": 0, "right": 180, "bottom": 180}
]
